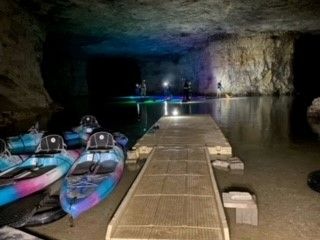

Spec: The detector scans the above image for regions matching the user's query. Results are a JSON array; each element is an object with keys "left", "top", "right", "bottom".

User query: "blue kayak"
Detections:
[
  {"left": 60, "top": 131, "right": 126, "bottom": 219},
  {"left": 7, "top": 123, "right": 43, "bottom": 154},
  {"left": 64, "top": 115, "right": 100, "bottom": 147},
  {"left": 0, "top": 135, "right": 77, "bottom": 207},
  {"left": 0, "top": 139, "right": 27, "bottom": 172}
]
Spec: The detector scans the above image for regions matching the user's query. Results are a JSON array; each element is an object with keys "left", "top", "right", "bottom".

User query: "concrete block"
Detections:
[
  {"left": 212, "top": 160, "right": 230, "bottom": 169},
  {"left": 208, "top": 146, "right": 232, "bottom": 161},
  {"left": 208, "top": 146, "right": 232, "bottom": 156},
  {"left": 229, "top": 157, "right": 244, "bottom": 170},
  {"left": 229, "top": 192, "right": 252, "bottom": 201},
  {"left": 222, "top": 191, "right": 258, "bottom": 226},
  {"left": 138, "top": 146, "right": 153, "bottom": 159},
  {"left": 236, "top": 205, "right": 258, "bottom": 226},
  {"left": 126, "top": 150, "right": 139, "bottom": 163}
]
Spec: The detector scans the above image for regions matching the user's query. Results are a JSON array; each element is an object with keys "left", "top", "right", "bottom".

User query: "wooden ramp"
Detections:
[{"left": 106, "top": 115, "right": 230, "bottom": 240}]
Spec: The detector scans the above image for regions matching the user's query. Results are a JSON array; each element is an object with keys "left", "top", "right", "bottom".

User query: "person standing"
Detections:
[
  {"left": 163, "top": 81, "right": 170, "bottom": 99},
  {"left": 217, "top": 81, "right": 222, "bottom": 98},
  {"left": 183, "top": 80, "right": 189, "bottom": 101},
  {"left": 141, "top": 80, "right": 147, "bottom": 96},
  {"left": 187, "top": 81, "right": 192, "bottom": 101},
  {"left": 135, "top": 83, "right": 141, "bottom": 96}
]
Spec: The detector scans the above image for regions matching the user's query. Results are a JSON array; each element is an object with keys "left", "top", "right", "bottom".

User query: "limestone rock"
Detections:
[
  {"left": 0, "top": 0, "right": 51, "bottom": 111},
  {"left": 16, "top": 0, "right": 320, "bottom": 56},
  {"left": 307, "top": 97, "right": 320, "bottom": 119},
  {"left": 140, "top": 34, "right": 294, "bottom": 96},
  {"left": 204, "top": 34, "right": 294, "bottom": 95}
]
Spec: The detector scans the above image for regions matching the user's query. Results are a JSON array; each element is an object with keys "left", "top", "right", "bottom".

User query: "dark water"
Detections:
[
  {"left": 3, "top": 96, "right": 319, "bottom": 148},
  {"left": 51, "top": 96, "right": 319, "bottom": 145}
]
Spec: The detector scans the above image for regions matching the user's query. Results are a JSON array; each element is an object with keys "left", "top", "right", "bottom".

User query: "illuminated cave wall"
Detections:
[
  {"left": 140, "top": 34, "right": 294, "bottom": 96},
  {"left": 207, "top": 34, "right": 295, "bottom": 96}
]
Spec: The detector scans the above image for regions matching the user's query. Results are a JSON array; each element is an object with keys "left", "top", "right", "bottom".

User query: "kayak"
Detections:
[
  {"left": 113, "top": 132, "right": 128, "bottom": 150},
  {"left": 0, "top": 135, "right": 76, "bottom": 207},
  {"left": 60, "top": 131, "right": 126, "bottom": 219},
  {"left": 0, "top": 139, "right": 28, "bottom": 172},
  {"left": 7, "top": 123, "right": 43, "bottom": 154},
  {"left": 64, "top": 115, "right": 100, "bottom": 147}
]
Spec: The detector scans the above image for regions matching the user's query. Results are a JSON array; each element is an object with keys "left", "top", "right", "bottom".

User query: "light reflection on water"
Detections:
[
  {"left": 4, "top": 96, "right": 318, "bottom": 147},
  {"left": 116, "top": 96, "right": 318, "bottom": 148}
]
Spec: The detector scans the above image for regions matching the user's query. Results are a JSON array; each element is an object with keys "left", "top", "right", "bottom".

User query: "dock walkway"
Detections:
[{"left": 106, "top": 115, "right": 230, "bottom": 240}]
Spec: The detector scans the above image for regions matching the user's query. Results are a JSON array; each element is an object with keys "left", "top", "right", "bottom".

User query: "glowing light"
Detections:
[
  {"left": 172, "top": 108, "right": 179, "bottom": 116},
  {"left": 136, "top": 102, "right": 140, "bottom": 115},
  {"left": 163, "top": 81, "right": 169, "bottom": 87},
  {"left": 164, "top": 101, "right": 168, "bottom": 116}
]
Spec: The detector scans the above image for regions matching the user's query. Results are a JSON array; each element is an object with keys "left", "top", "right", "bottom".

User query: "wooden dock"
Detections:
[{"left": 106, "top": 115, "right": 231, "bottom": 240}]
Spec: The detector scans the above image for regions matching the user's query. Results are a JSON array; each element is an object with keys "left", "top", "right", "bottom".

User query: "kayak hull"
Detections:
[
  {"left": 7, "top": 133, "right": 43, "bottom": 154},
  {"left": 0, "top": 152, "right": 74, "bottom": 207},
  {"left": 60, "top": 146, "right": 125, "bottom": 218}
]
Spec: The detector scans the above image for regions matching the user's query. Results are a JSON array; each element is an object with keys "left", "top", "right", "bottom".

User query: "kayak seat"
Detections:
[
  {"left": 71, "top": 160, "right": 117, "bottom": 176},
  {"left": 71, "top": 162, "right": 93, "bottom": 176},
  {"left": 80, "top": 115, "right": 99, "bottom": 128},
  {"left": 36, "top": 135, "right": 65, "bottom": 154},
  {"left": 87, "top": 132, "right": 114, "bottom": 151},
  {"left": 95, "top": 161, "right": 118, "bottom": 175}
]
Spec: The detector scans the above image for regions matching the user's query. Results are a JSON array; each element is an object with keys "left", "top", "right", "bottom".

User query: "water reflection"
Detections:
[
  {"left": 308, "top": 118, "right": 320, "bottom": 139},
  {"left": 1, "top": 96, "right": 317, "bottom": 148},
  {"left": 210, "top": 97, "right": 293, "bottom": 145},
  {"left": 164, "top": 101, "right": 168, "bottom": 116}
]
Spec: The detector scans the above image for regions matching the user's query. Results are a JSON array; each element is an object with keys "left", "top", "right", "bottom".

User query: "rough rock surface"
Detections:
[
  {"left": 18, "top": 0, "right": 320, "bottom": 56},
  {"left": 203, "top": 34, "right": 295, "bottom": 95},
  {"left": 307, "top": 97, "right": 320, "bottom": 119},
  {"left": 140, "top": 34, "right": 294, "bottom": 95},
  {"left": 1, "top": 0, "right": 319, "bottom": 106},
  {"left": 0, "top": 0, "right": 51, "bottom": 111}
]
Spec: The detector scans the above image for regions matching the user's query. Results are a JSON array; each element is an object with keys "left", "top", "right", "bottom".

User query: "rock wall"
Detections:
[
  {"left": 139, "top": 51, "right": 205, "bottom": 95},
  {"left": 0, "top": 0, "right": 51, "bottom": 111},
  {"left": 206, "top": 34, "right": 295, "bottom": 95},
  {"left": 139, "top": 34, "right": 295, "bottom": 96}
]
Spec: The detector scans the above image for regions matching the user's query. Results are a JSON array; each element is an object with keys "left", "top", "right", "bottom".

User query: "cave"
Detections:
[
  {"left": 3, "top": 0, "right": 320, "bottom": 110},
  {"left": 86, "top": 57, "right": 141, "bottom": 98},
  {"left": 1, "top": 0, "right": 320, "bottom": 239},
  {"left": 293, "top": 34, "right": 320, "bottom": 101}
]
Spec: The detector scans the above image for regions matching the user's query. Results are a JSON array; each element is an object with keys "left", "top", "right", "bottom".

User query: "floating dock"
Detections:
[{"left": 106, "top": 115, "right": 231, "bottom": 240}]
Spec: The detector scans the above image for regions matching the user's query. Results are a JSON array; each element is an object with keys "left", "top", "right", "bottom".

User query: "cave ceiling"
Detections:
[{"left": 18, "top": 0, "right": 320, "bottom": 56}]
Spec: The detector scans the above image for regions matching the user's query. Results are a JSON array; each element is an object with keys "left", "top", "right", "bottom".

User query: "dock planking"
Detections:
[{"left": 106, "top": 115, "right": 231, "bottom": 240}]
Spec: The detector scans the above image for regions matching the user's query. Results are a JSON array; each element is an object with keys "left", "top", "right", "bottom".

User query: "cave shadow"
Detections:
[
  {"left": 291, "top": 35, "right": 320, "bottom": 141},
  {"left": 86, "top": 57, "right": 141, "bottom": 103},
  {"left": 293, "top": 34, "right": 320, "bottom": 103}
]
